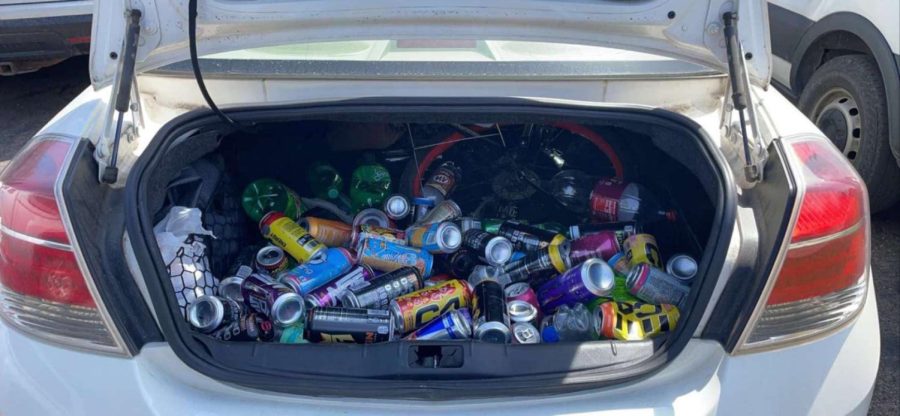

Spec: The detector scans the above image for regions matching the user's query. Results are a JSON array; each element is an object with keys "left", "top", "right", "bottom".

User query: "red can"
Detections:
[
  {"left": 389, "top": 279, "right": 471, "bottom": 334},
  {"left": 504, "top": 282, "right": 540, "bottom": 313}
]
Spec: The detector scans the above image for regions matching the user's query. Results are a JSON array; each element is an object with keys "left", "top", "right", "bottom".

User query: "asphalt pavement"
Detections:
[{"left": 0, "top": 56, "right": 896, "bottom": 415}]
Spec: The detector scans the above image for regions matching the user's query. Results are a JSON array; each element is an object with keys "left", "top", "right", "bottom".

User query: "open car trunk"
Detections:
[{"left": 125, "top": 99, "right": 734, "bottom": 398}]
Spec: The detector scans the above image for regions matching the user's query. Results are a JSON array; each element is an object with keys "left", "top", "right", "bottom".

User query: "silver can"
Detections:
[
  {"left": 417, "top": 199, "right": 462, "bottom": 225},
  {"left": 507, "top": 299, "right": 539, "bottom": 326},
  {"left": 187, "top": 295, "right": 242, "bottom": 333},
  {"left": 383, "top": 194, "right": 411, "bottom": 221},
  {"left": 458, "top": 217, "right": 483, "bottom": 233},
  {"left": 352, "top": 208, "right": 392, "bottom": 229},
  {"left": 512, "top": 322, "right": 542, "bottom": 344},
  {"left": 217, "top": 276, "right": 245, "bottom": 302},
  {"left": 665, "top": 254, "right": 698, "bottom": 283}
]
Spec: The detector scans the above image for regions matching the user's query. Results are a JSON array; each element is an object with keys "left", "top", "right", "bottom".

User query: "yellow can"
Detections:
[
  {"left": 259, "top": 211, "right": 325, "bottom": 263},
  {"left": 594, "top": 301, "right": 679, "bottom": 341},
  {"left": 624, "top": 233, "right": 662, "bottom": 268}
]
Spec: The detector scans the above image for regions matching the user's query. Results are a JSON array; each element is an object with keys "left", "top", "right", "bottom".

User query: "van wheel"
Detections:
[{"left": 799, "top": 55, "right": 900, "bottom": 212}]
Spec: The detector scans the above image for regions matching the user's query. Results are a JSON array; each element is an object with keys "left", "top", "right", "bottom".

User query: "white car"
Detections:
[
  {"left": 0, "top": 0, "right": 92, "bottom": 74},
  {"left": 0, "top": 1, "right": 879, "bottom": 415},
  {"left": 768, "top": 0, "right": 900, "bottom": 212}
]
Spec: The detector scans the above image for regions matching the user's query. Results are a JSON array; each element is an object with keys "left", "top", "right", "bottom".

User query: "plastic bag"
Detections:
[{"left": 154, "top": 207, "right": 218, "bottom": 318}]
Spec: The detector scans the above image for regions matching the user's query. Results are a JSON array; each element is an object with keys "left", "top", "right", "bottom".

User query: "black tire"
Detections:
[{"left": 798, "top": 55, "right": 900, "bottom": 212}]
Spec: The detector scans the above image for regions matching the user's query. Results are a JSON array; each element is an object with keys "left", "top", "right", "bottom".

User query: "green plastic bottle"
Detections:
[
  {"left": 241, "top": 178, "right": 306, "bottom": 222},
  {"left": 349, "top": 162, "right": 392, "bottom": 212},
  {"left": 307, "top": 162, "right": 353, "bottom": 213}
]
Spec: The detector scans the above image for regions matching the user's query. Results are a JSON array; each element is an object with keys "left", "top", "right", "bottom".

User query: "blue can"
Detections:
[
  {"left": 405, "top": 222, "right": 462, "bottom": 254},
  {"left": 509, "top": 251, "right": 526, "bottom": 263},
  {"left": 277, "top": 247, "right": 353, "bottom": 295},
  {"left": 405, "top": 308, "right": 473, "bottom": 340},
  {"left": 357, "top": 237, "right": 434, "bottom": 277}
]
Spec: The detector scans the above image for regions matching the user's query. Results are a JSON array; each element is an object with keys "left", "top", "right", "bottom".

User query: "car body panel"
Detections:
[{"left": 88, "top": 0, "right": 772, "bottom": 89}]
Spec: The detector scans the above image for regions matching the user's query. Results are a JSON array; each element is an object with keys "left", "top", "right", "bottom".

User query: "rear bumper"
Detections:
[
  {"left": 0, "top": 9, "right": 91, "bottom": 73},
  {"left": 0, "top": 277, "right": 879, "bottom": 415}
]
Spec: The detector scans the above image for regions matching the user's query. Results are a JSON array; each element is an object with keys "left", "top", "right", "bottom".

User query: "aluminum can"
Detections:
[
  {"left": 462, "top": 229, "right": 513, "bottom": 266},
  {"left": 257, "top": 318, "right": 308, "bottom": 344},
  {"left": 352, "top": 208, "right": 392, "bottom": 229},
  {"left": 511, "top": 322, "right": 541, "bottom": 344},
  {"left": 306, "top": 307, "right": 395, "bottom": 344},
  {"left": 240, "top": 273, "right": 306, "bottom": 326},
  {"left": 356, "top": 237, "right": 434, "bottom": 277},
  {"left": 259, "top": 211, "right": 325, "bottom": 263},
  {"left": 383, "top": 194, "right": 411, "bottom": 221},
  {"left": 424, "top": 273, "right": 455, "bottom": 287},
  {"left": 217, "top": 276, "right": 246, "bottom": 302},
  {"left": 351, "top": 223, "right": 406, "bottom": 247},
  {"left": 665, "top": 254, "right": 698, "bottom": 283},
  {"left": 441, "top": 248, "right": 480, "bottom": 278},
  {"left": 457, "top": 217, "right": 482, "bottom": 233},
  {"left": 413, "top": 197, "right": 436, "bottom": 223},
  {"left": 567, "top": 221, "right": 638, "bottom": 241},
  {"left": 188, "top": 295, "right": 244, "bottom": 333},
  {"left": 255, "top": 245, "right": 291, "bottom": 275},
  {"left": 593, "top": 301, "right": 679, "bottom": 341},
  {"left": 507, "top": 299, "right": 540, "bottom": 327},
  {"left": 304, "top": 265, "right": 378, "bottom": 308},
  {"left": 504, "top": 282, "right": 540, "bottom": 311},
  {"left": 297, "top": 216, "right": 352, "bottom": 247},
  {"left": 503, "top": 241, "right": 572, "bottom": 284},
  {"left": 626, "top": 264, "right": 690, "bottom": 308},
  {"left": 417, "top": 199, "right": 462, "bottom": 225},
  {"left": 277, "top": 247, "right": 354, "bottom": 295},
  {"left": 405, "top": 308, "right": 473, "bottom": 341},
  {"left": 569, "top": 231, "right": 621, "bottom": 264},
  {"left": 607, "top": 252, "right": 632, "bottom": 276},
  {"left": 406, "top": 222, "right": 462, "bottom": 254},
  {"left": 471, "top": 280, "right": 511, "bottom": 343},
  {"left": 537, "top": 258, "right": 615, "bottom": 313},
  {"left": 623, "top": 233, "right": 662, "bottom": 268},
  {"left": 467, "top": 265, "right": 510, "bottom": 287},
  {"left": 390, "top": 279, "right": 471, "bottom": 334},
  {"left": 424, "top": 161, "right": 462, "bottom": 198},
  {"left": 497, "top": 221, "right": 564, "bottom": 251},
  {"left": 339, "top": 267, "right": 424, "bottom": 309}
]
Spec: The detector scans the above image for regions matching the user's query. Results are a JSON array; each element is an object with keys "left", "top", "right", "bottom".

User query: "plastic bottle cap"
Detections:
[{"left": 541, "top": 326, "right": 560, "bottom": 343}]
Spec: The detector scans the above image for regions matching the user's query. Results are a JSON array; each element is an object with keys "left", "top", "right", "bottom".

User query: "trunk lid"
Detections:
[{"left": 89, "top": 0, "right": 771, "bottom": 88}]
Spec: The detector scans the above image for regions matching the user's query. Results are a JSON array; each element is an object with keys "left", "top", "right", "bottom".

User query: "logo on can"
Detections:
[
  {"left": 390, "top": 279, "right": 471, "bottom": 333},
  {"left": 624, "top": 233, "right": 661, "bottom": 268}
]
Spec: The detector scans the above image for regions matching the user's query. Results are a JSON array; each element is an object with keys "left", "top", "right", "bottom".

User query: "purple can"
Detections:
[
  {"left": 304, "top": 265, "right": 378, "bottom": 308},
  {"left": 240, "top": 273, "right": 306, "bottom": 326},
  {"left": 569, "top": 231, "right": 621, "bottom": 264},
  {"left": 537, "top": 259, "right": 615, "bottom": 314},
  {"left": 276, "top": 247, "right": 354, "bottom": 295}
]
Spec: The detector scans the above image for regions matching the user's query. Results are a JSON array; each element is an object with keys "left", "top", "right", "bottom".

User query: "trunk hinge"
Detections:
[
  {"left": 722, "top": 12, "right": 766, "bottom": 186},
  {"left": 97, "top": 9, "right": 143, "bottom": 184}
]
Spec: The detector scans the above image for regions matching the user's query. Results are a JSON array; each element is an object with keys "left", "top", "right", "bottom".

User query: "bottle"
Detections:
[
  {"left": 307, "top": 162, "right": 353, "bottom": 212},
  {"left": 241, "top": 178, "right": 307, "bottom": 222},
  {"left": 349, "top": 162, "right": 392, "bottom": 212},
  {"left": 589, "top": 178, "right": 677, "bottom": 223},
  {"left": 540, "top": 303, "right": 595, "bottom": 343},
  {"left": 549, "top": 170, "right": 595, "bottom": 214}
]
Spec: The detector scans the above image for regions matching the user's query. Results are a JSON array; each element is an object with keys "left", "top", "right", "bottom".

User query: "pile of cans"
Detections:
[{"left": 185, "top": 161, "right": 697, "bottom": 345}]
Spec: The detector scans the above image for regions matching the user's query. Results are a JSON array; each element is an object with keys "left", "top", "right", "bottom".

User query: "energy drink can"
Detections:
[
  {"left": 255, "top": 245, "right": 291, "bottom": 275},
  {"left": 406, "top": 222, "right": 462, "bottom": 254},
  {"left": 424, "top": 273, "right": 455, "bottom": 287},
  {"left": 187, "top": 295, "right": 245, "bottom": 333},
  {"left": 665, "top": 254, "right": 698, "bottom": 283},
  {"left": 498, "top": 221, "right": 564, "bottom": 251},
  {"left": 351, "top": 224, "right": 406, "bottom": 247},
  {"left": 567, "top": 221, "right": 638, "bottom": 242},
  {"left": 405, "top": 308, "right": 473, "bottom": 341},
  {"left": 463, "top": 229, "right": 514, "bottom": 266},
  {"left": 504, "top": 282, "right": 540, "bottom": 311},
  {"left": 277, "top": 247, "right": 354, "bottom": 295},
  {"left": 240, "top": 273, "right": 306, "bottom": 326},
  {"left": 626, "top": 264, "right": 690, "bottom": 307},
  {"left": 339, "top": 267, "right": 424, "bottom": 309},
  {"left": 441, "top": 248, "right": 480, "bottom": 278},
  {"left": 457, "top": 217, "right": 482, "bottom": 233},
  {"left": 356, "top": 237, "right": 434, "bottom": 277},
  {"left": 417, "top": 199, "right": 462, "bottom": 225},
  {"left": 623, "top": 233, "right": 662, "bottom": 268},
  {"left": 503, "top": 241, "right": 572, "bottom": 284},
  {"left": 537, "top": 258, "right": 615, "bottom": 314},
  {"left": 306, "top": 307, "right": 395, "bottom": 344},
  {"left": 297, "top": 217, "right": 352, "bottom": 248},
  {"left": 304, "top": 265, "right": 378, "bottom": 308},
  {"left": 383, "top": 194, "right": 411, "bottom": 221},
  {"left": 352, "top": 208, "right": 392, "bottom": 229},
  {"left": 217, "top": 276, "right": 246, "bottom": 302},
  {"left": 593, "top": 301, "right": 679, "bottom": 341},
  {"left": 467, "top": 265, "right": 510, "bottom": 287},
  {"left": 471, "top": 280, "right": 511, "bottom": 343},
  {"left": 569, "top": 231, "right": 621, "bottom": 264},
  {"left": 511, "top": 322, "right": 541, "bottom": 344},
  {"left": 507, "top": 299, "right": 539, "bottom": 327},
  {"left": 259, "top": 211, "right": 326, "bottom": 263},
  {"left": 390, "top": 279, "right": 471, "bottom": 334}
]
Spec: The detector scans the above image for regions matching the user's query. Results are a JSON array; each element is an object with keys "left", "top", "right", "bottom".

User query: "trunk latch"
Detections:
[{"left": 409, "top": 345, "right": 464, "bottom": 368}]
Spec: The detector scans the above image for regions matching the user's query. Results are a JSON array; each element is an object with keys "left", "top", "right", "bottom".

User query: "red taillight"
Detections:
[
  {"left": 740, "top": 136, "right": 869, "bottom": 351},
  {"left": 0, "top": 136, "right": 125, "bottom": 354}
]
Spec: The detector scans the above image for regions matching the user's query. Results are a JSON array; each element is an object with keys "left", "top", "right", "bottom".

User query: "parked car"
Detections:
[
  {"left": 768, "top": 0, "right": 900, "bottom": 211},
  {"left": 0, "top": 1, "right": 878, "bottom": 415},
  {"left": 0, "top": 0, "right": 91, "bottom": 74}
]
